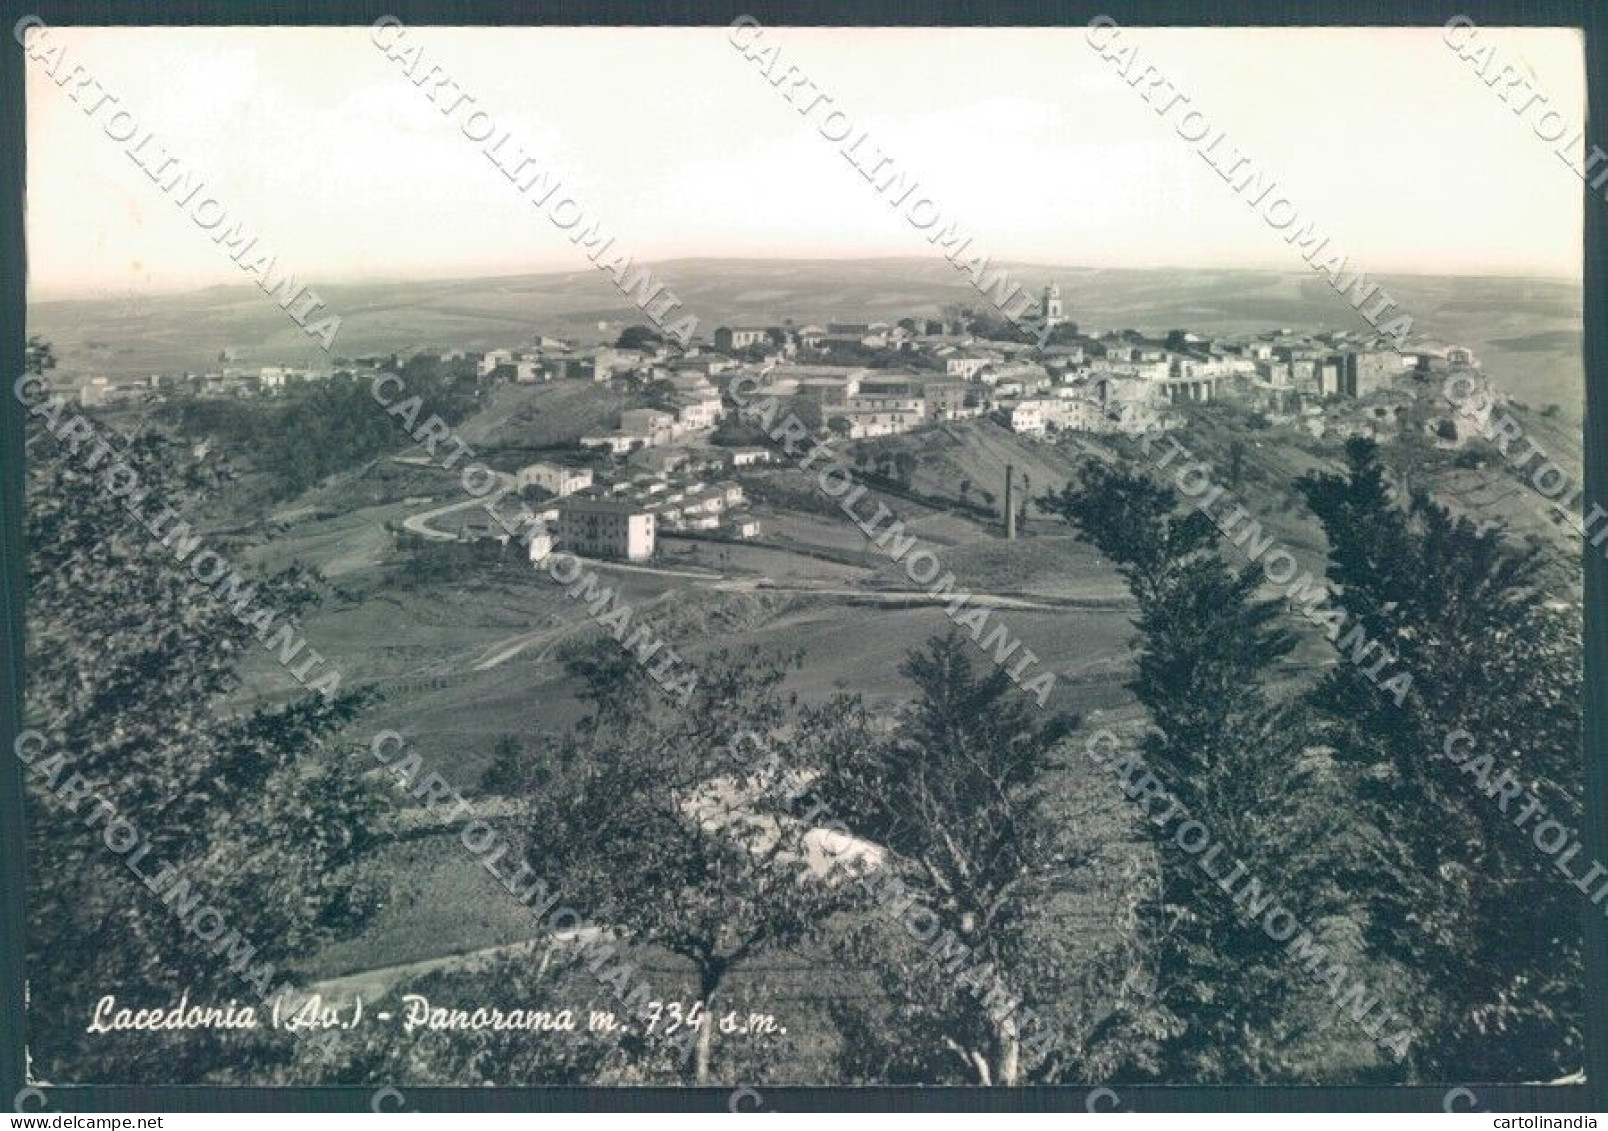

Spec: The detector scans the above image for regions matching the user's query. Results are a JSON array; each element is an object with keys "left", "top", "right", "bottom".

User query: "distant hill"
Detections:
[{"left": 30, "top": 257, "right": 1583, "bottom": 420}]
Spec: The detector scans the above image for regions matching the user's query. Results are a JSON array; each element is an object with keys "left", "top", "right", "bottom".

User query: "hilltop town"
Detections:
[{"left": 77, "top": 282, "right": 1506, "bottom": 567}]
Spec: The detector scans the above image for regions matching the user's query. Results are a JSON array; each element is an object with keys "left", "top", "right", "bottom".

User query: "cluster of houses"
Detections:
[
  {"left": 562, "top": 475, "right": 754, "bottom": 550},
  {"left": 579, "top": 395, "right": 725, "bottom": 454},
  {"left": 91, "top": 281, "right": 1486, "bottom": 565},
  {"left": 747, "top": 365, "right": 985, "bottom": 439},
  {"left": 75, "top": 348, "right": 440, "bottom": 406},
  {"left": 76, "top": 363, "right": 345, "bottom": 405},
  {"left": 477, "top": 458, "right": 758, "bottom": 563},
  {"left": 493, "top": 289, "right": 1482, "bottom": 561},
  {"left": 995, "top": 329, "right": 1480, "bottom": 443}
]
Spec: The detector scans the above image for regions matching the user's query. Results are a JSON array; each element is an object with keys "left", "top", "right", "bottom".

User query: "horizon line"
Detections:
[{"left": 28, "top": 254, "right": 1585, "bottom": 305}]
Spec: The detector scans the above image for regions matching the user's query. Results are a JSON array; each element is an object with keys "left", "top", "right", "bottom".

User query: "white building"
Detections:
[
  {"left": 78, "top": 377, "right": 112, "bottom": 406},
  {"left": 717, "top": 327, "right": 772, "bottom": 351},
  {"left": 946, "top": 352, "right": 1000, "bottom": 380},
  {"left": 516, "top": 462, "right": 594, "bottom": 498},
  {"left": 1004, "top": 396, "right": 1099, "bottom": 435},
  {"left": 558, "top": 498, "right": 655, "bottom": 561},
  {"left": 844, "top": 407, "right": 924, "bottom": 438},
  {"left": 673, "top": 393, "right": 723, "bottom": 431},
  {"left": 726, "top": 447, "right": 772, "bottom": 468},
  {"left": 478, "top": 349, "right": 515, "bottom": 376},
  {"left": 1005, "top": 400, "right": 1049, "bottom": 434}
]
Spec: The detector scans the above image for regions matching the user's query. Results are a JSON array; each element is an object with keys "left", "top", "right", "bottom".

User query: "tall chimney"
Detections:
[{"left": 1004, "top": 464, "right": 1016, "bottom": 541}]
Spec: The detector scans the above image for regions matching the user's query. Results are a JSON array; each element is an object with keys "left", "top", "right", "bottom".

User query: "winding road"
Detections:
[{"left": 400, "top": 469, "right": 519, "bottom": 541}]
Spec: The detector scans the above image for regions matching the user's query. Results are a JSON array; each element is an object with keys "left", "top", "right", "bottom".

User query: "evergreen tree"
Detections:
[
  {"left": 1297, "top": 438, "right": 1584, "bottom": 1079},
  {"left": 1041, "top": 460, "right": 1368, "bottom": 1080},
  {"left": 811, "top": 633, "right": 1164, "bottom": 1084}
]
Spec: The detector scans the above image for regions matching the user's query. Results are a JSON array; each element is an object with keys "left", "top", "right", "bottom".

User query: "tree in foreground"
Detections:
[
  {"left": 808, "top": 632, "right": 1168, "bottom": 1085},
  {"left": 23, "top": 367, "right": 381, "bottom": 1082},
  {"left": 1297, "top": 438, "right": 1584, "bottom": 1080},
  {"left": 1040, "top": 460, "right": 1374, "bottom": 1081},
  {"left": 519, "top": 643, "right": 863, "bottom": 1085}
]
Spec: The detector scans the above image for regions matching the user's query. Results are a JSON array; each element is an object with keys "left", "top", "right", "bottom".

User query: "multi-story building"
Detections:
[
  {"left": 850, "top": 393, "right": 924, "bottom": 416},
  {"left": 1314, "top": 358, "right": 1341, "bottom": 395},
  {"left": 558, "top": 498, "right": 655, "bottom": 561},
  {"left": 843, "top": 406, "right": 924, "bottom": 438},
  {"left": 857, "top": 375, "right": 923, "bottom": 399},
  {"left": 1005, "top": 399, "right": 1049, "bottom": 434},
  {"left": 1254, "top": 360, "right": 1288, "bottom": 387},
  {"left": 794, "top": 376, "right": 858, "bottom": 406},
  {"left": 1003, "top": 395, "right": 1113, "bottom": 435},
  {"left": 790, "top": 373, "right": 860, "bottom": 426},
  {"left": 673, "top": 393, "right": 723, "bottom": 431},
  {"left": 1099, "top": 359, "right": 1171, "bottom": 383}
]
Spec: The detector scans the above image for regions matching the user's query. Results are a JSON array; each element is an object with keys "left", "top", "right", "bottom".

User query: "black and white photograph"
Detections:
[{"left": 4, "top": 6, "right": 1605, "bottom": 1118}]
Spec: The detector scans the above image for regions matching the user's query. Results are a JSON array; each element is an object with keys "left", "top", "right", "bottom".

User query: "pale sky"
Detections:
[{"left": 24, "top": 24, "right": 1587, "bottom": 299}]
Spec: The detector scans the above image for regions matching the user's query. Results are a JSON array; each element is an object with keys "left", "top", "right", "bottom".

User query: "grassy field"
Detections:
[{"left": 451, "top": 379, "right": 642, "bottom": 450}]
